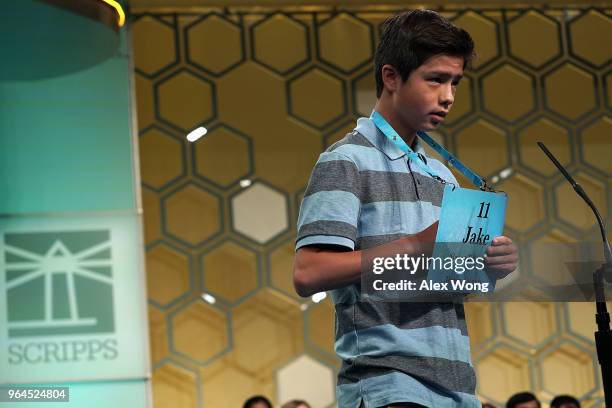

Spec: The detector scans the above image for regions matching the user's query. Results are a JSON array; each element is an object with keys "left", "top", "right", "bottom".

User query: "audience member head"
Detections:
[
  {"left": 281, "top": 399, "right": 312, "bottom": 408},
  {"left": 506, "top": 392, "right": 541, "bottom": 408},
  {"left": 243, "top": 395, "right": 273, "bottom": 408},
  {"left": 550, "top": 395, "right": 580, "bottom": 408}
]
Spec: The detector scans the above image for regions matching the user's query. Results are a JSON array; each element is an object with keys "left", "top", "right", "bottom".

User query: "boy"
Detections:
[{"left": 294, "top": 9, "right": 518, "bottom": 408}]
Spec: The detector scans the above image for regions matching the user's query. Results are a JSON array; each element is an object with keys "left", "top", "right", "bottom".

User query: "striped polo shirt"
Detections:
[{"left": 296, "top": 117, "right": 480, "bottom": 408}]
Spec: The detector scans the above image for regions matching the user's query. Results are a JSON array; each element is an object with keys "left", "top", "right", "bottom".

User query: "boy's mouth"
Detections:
[{"left": 429, "top": 111, "right": 447, "bottom": 122}]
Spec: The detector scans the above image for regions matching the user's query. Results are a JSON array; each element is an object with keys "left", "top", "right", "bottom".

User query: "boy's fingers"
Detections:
[
  {"left": 485, "top": 254, "right": 518, "bottom": 266},
  {"left": 486, "top": 243, "right": 517, "bottom": 257},
  {"left": 491, "top": 236, "right": 512, "bottom": 245}
]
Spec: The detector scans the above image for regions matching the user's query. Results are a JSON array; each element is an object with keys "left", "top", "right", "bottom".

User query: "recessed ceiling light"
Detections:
[{"left": 187, "top": 126, "right": 208, "bottom": 142}]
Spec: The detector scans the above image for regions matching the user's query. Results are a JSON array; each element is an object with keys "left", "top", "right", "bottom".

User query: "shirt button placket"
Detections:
[{"left": 406, "top": 157, "right": 421, "bottom": 200}]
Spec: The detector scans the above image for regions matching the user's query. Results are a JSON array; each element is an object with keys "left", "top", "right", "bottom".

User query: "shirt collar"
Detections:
[{"left": 355, "top": 116, "right": 427, "bottom": 161}]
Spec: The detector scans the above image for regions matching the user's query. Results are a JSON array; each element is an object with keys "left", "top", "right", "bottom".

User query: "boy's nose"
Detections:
[{"left": 440, "top": 86, "right": 454, "bottom": 108}]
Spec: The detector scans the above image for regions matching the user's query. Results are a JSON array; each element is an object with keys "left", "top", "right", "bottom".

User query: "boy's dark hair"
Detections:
[
  {"left": 506, "top": 392, "right": 541, "bottom": 408},
  {"left": 550, "top": 395, "right": 580, "bottom": 408},
  {"left": 374, "top": 9, "right": 475, "bottom": 97},
  {"left": 243, "top": 395, "right": 273, "bottom": 408}
]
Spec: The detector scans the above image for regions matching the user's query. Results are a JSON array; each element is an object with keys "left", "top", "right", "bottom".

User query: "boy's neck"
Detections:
[{"left": 373, "top": 99, "right": 417, "bottom": 148}]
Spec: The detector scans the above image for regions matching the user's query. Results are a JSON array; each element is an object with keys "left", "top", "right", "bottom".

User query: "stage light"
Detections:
[
  {"left": 201, "top": 293, "right": 216, "bottom": 304},
  {"left": 311, "top": 292, "right": 327, "bottom": 303},
  {"left": 187, "top": 126, "right": 208, "bottom": 142},
  {"left": 499, "top": 167, "right": 513, "bottom": 179},
  {"left": 239, "top": 179, "right": 252, "bottom": 188}
]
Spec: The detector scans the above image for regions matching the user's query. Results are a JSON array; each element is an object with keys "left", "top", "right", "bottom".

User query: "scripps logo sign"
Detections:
[{"left": 3, "top": 230, "right": 118, "bottom": 365}]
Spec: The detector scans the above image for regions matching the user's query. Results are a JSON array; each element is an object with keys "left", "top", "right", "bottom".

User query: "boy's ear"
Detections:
[{"left": 381, "top": 64, "right": 401, "bottom": 94}]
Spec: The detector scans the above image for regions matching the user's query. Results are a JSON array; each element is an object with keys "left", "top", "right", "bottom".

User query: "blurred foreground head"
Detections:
[
  {"left": 506, "top": 392, "right": 541, "bottom": 408},
  {"left": 243, "top": 395, "right": 273, "bottom": 408},
  {"left": 281, "top": 399, "right": 312, "bottom": 408}
]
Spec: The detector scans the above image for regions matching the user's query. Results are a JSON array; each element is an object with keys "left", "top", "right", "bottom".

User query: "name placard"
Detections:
[{"left": 428, "top": 185, "right": 508, "bottom": 289}]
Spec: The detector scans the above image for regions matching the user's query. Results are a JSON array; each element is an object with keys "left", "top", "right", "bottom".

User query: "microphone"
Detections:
[
  {"left": 537, "top": 142, "right": 612, "bottom": 265},
  {"left": 538, "top": 141, "right": 612, "bottom": 407}
]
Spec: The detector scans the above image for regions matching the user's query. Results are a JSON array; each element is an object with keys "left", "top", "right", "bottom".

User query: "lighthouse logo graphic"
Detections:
[{"left": 3, "top": 230, "right": 115, "bottom": 338}]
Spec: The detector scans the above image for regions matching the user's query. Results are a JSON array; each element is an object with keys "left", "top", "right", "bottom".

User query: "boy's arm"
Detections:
[
  {"left": 293, "top": 221, "right": 439, "bottom": 297},
  {"left": 294, "top": 222, "right": 519, "bottom": 297}
]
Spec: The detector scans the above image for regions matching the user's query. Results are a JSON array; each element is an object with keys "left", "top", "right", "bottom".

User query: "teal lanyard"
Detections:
[{"left": 371, "top": 111, "right": 488, "bottom": 190}]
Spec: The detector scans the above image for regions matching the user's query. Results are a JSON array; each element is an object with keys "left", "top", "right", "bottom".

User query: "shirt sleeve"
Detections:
[{"left": 296, "top": 151, "right": 361, "bottom": 251}]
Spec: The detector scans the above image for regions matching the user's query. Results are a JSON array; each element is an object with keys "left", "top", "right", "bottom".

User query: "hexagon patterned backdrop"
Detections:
[{"left": 131, "top": 5, "right": 611, "bottom": 408}]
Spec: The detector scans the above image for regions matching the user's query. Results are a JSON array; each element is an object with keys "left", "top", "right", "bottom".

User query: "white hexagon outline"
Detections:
[
  {"left": 184, "top": 12, "right": 247, "bottom": 77},
  {"left": 229, "top": 180, "right": 291, "bottom": 245},
  {"left": 146, "top": 240, "right": 194, "bottom": 309},
  {"left": 250, "top": 12, "right": 312, "bottom": 76},
  {"left": 315, "top": 11, "right": 375, "bottom": 75},
  {"left": 160, "top": 180, "right": 225, "bottom": 249},
  {"left": 199, "top": 238, "right": 262, "bottom": 306},
  {"left": 473, "top": 342, "right": 536, "bottom": 406},
  {"left": 132, "top": 14, "right": 181, "bottom": 79},
  {"left": 152, "top": 357, "right": 203, "bottom": 407},
  {"left": 191, "top": 122, "right": 255, "bottom": 190},
  {"left": 275, "top": 353, "right": 337, "bottom": 408},
  {"left": 286, "top": 65, "right": 349, "bottom": 131},
  {"left": 167, "top": 298, "right": 233, "bottom": 366},
  {"left": 139, "top": 124, "right": 188, "bottom": 192},
  {"left": 540, "top": 61, "right": 600, "bottom": 124},
  {"left": 536, "top": 338, "right": 600, "bottom": 400},
  {"left": 506, "top": 9, "right": 563, "bottom": 70},
  {"left": 154, "top": 67, "right": 218, "bottom": 134}
]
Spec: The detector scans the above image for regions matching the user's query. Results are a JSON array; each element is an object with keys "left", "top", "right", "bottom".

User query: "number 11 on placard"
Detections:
[{"left": 477, "top": 202, "right": 490, "bottom": 219}]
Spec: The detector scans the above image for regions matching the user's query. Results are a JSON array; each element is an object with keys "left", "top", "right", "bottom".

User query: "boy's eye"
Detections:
[{"left": 428, "top": 78, "right": 442, "bottom": 83}]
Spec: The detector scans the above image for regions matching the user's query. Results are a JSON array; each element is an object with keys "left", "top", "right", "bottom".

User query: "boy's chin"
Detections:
[{"left": 420, "top": 121, "right": 440, "bottom": 131}]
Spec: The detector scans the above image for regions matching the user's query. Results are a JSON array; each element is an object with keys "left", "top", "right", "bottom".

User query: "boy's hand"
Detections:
[{"left": 485, "top": 236, "right": 518, "bottom": 279}]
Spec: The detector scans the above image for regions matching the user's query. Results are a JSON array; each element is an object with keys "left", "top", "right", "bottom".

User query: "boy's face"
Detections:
[{"left": 388, "top": 54, "right": 464, "bottom": 132}]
